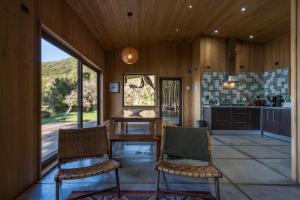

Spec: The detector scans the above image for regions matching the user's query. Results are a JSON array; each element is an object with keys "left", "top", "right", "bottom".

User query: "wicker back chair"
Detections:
[
  {"left": 55, "top": 126, "right": 121, "bottom": 200},
  {"left": 155, "top": 126, "right": 222, "bottom": 200}
]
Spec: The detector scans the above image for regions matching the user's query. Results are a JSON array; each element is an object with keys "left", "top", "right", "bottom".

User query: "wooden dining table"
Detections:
[{"left": 109, "top": 109, "right": 162, "bottom": 161}]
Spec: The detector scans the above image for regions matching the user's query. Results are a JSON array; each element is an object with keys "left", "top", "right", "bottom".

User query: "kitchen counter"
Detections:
[{"left": 203, "top": 105, "right": 291, "bottom": 137}]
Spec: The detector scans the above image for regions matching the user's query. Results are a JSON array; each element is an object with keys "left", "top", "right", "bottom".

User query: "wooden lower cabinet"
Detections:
[
  {"left": 262, "top": 108, "right": 291, "bottom": 137},
  {"left": 203, "top": 107, "right": 291, "bottom": 137},
  {"left": 262, "top": 109, "right": 280, "bottom": 134},
  {"left": 203, "top": 107, "right": 260, "bottom": 130},
  {"left": 211, "top": 108, "right": 231, "bottom": 130},
  {"left": 279, "top": 109, "right": 291, "bottom": 137}
]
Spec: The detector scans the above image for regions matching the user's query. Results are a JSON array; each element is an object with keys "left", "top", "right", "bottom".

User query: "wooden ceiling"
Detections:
[{"left": 66, "top": 0, "right": 290, "bottom": 50}]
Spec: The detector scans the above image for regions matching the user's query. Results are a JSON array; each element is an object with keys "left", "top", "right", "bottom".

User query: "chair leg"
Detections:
[
  {"left": 55, "top": 179, "right": 60, "bottom": 200},
  {"left": 214, "top": 177, "right": 220, "bottom": 200},
  {"left": 115, "top": 169, "right": 121, "bottom": 198},
  {"left": 155, "top": 170, "right": 160, "bottom": 200}
]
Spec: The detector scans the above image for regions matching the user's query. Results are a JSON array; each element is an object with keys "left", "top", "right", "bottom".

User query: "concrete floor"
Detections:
[{"left": 17, "top": 129, "right": 300, "bottom": 200}]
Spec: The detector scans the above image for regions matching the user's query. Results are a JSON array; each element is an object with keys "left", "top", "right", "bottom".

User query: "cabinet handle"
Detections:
[
  {"left": 267, "top": 110, "right": 269, "bottom": 121},
  {"left": 273, "top": 110, "right": 275, "bottom": 121}
]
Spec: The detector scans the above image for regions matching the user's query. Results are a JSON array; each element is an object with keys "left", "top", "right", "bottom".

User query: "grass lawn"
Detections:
[{"left": 42, "top": 111, "right": 97, "bottom": 125}]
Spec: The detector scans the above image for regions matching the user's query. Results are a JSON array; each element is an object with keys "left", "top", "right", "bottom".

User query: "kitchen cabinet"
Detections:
[
  {"left": 211, "top": 108, "right": 231, "bottom": 130},
  {"left": 203, "top": 107, "right": 261, "bottom": 130},
  {"left": 262, "top": 108, "right": 291, "bottom": 137},
  {"left": 200, "top": 36, "right": 227, "bottom": 72},
  {"left": 235, "top": 41, "right": 265, "bottom": 72},
  {"left": 231, "top": 108, "right": 250, "bottom": 130},
  {"left": 264, "top": 33, "right": 290, "bottom": 70},
  {"left": 262, "top": 109, "right": 280, "bottom": 134},
  {"left": 250, "top": 108, "right": 261, "bottom": 130},
  {"left": 279, "top": 109, "right": 291, "bottom": 137}
]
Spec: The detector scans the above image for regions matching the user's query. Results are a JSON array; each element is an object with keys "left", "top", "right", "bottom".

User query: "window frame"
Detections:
[{"left": 122, "top": 73, "right": 158, "bottom": 108}]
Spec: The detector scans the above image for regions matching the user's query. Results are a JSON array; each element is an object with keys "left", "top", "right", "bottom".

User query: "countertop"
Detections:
[{"left": 202, "top": 105, "right": 291, "bottom": 109}]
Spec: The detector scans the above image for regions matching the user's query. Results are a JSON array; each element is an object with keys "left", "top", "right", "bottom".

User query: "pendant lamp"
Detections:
[{"left": 121, "top": 12, "right": 139, "bottom": 64}]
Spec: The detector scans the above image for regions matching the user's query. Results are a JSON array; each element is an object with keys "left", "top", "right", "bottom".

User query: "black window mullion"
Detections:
[
  {"left": 97, "top": 72, "right": 100, "bottom": 125},
  {"left": 77, "top": 60, "right": 83, "bottom": 128}
]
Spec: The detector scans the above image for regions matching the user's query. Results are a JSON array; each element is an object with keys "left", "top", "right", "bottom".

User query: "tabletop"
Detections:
[{"left": 111, "top": 109, "right": 161, "bottom": 121}]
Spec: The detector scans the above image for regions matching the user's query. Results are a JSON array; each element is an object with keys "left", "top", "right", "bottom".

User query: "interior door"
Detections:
[{"left": 159, "top": 78, "right": 182, "bottom": 126}]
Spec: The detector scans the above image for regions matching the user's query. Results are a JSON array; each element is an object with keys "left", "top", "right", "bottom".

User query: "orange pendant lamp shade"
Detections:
[{"left": 121, "top": 47, "right": 139, "bottom": 64}]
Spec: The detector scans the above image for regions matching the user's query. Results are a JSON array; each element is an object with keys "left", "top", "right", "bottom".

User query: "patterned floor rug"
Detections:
[{"left": 67, "top": 189, "right": 214, "bottom": 200}]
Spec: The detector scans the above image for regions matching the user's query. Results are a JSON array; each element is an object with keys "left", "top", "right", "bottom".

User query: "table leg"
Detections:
[
  {"left": 156, "top": 139, "right": 161, "bottom": 162},
  {"left": 110, "top": 119, "right": 116, "bottom": 137},
  {"left": 149, "top": 121, "right": 155, "bottom": 134},
  {"left": 155, "top": 119, "right": 162, "bottom": 136},
  {"left": 109, "top": 141, "right": 113, "bottom": 159}
]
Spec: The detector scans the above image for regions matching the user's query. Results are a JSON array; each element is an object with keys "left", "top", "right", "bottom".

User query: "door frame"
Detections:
[{"left": 159, "top": 77, "right": 183, "bottom": 126}]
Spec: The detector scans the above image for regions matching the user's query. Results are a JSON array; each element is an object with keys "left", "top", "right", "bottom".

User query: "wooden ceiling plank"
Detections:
[{"left": 66, "top": 0, "right": 290, "bottom": 50}]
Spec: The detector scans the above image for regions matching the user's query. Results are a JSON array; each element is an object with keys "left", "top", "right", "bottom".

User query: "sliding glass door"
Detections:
[
  {"left": 82, "top": 64, "right": 99, "bottom": 128},
  {"left": 41, "top": 35, "right": 100, "bottom": 166}
]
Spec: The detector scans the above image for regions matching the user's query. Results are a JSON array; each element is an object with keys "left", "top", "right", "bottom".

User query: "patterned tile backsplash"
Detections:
[{"left": 201, "top": 67, "right": 289, "bottom": 105}]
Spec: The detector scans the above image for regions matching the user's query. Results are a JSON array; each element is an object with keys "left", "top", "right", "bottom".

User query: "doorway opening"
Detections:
[{"left": 159, "top": 78, "right": 182, "bottom": 126}]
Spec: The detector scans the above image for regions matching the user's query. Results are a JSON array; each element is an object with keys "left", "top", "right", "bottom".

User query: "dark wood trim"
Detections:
[
  {"left": 159, "top": 77, "right": 183, "bottom": 126},
  {"left": 37, "top": 20, "right": 42, "bottom": 179},
  {"left": 97, "top": 71, "right": 101, "bottom": 125},
  {"left": 78, "top": 60, "right": 83, "bottom": 128},
  {"left": 122, "top": 73, "right": 158, "bottom": 108}
]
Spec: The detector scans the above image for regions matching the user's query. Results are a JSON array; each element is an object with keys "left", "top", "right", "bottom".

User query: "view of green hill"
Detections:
[
  {"left": 42, "top": 57, "right": 97, "bottom": 117},
  {"left": 42, "top": 57, "right": 78, "bottom": 93}
]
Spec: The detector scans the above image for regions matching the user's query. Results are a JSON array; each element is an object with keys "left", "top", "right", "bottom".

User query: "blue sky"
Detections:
[{"left": 41, "top": 39, "right": 71, "bottom": 62}]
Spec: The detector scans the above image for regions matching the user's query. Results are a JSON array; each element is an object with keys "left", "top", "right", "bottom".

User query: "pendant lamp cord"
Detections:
[{"left": 128, "top": 12, "right": 133, "bottom": 46}]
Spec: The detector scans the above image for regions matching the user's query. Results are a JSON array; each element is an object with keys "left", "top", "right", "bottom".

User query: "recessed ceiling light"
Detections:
[
  {"left": 214, "top": 29, "right": 219, "bottom": 34},
  {"left": 241, "top": 7, "right": 246, "bottom": 12},
  {"left": 249, "top": 35, "right": 254, "bottom": 39},
  {"left": 189, "top": 5, "right": 193, "bottom": 9},
  {"left": 176, "top": 28, "right": 179, "bottom": 32}
]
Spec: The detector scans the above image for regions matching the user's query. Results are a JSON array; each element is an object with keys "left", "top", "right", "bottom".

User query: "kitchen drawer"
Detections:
[{"left": 211, "top": 108, "right": 231, "bottom": 130}]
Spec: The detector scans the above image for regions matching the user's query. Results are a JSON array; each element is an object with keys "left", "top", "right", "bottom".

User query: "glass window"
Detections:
[
  {"left": 123, "top": 74, "right": 157, "bottom": 107},
  {"left": 41, "top": 38, "right": 78, "bottom": 163},
  {"left": 41, "top": 36, "right": 100, "bottom": 166},
  {"left": 82, "top": 65, "right": 98, "bottom": 128}
]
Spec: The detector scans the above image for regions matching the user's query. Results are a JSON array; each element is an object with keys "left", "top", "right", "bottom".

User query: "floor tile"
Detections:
[
  {"left": 214, "top": 137, "right": 260, "bottom": 146},
  {"left": 268, "top": 146, "right": 291, "bottom": 155},
  {"left": 213, "top": 159, "right": 291, "bottom": 184},
  {"left": 212, "top": 146, "right": 249, "bottom": 159},
  {"left": 239, "top": 185, "right": 300, "bottom": 200},
  {"left": 244, "top": 136, "right": 290, "bottom": 146},
  {"left": 211, "top": 138, "right": 225, "bottom": 145},
  {"left": 234, "top": 146, "right": 290, "bottom": 159},
  {"left": 257, "top": 159, "right": 291, "bottom": 178}
]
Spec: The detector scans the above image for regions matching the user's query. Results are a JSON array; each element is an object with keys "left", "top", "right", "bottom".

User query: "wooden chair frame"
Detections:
[
  {"left": 55, "top": 126, "right": 121, "bottom": 200},
  {"left": 155, "top": 127, "right": 222, "bottom": 200}
]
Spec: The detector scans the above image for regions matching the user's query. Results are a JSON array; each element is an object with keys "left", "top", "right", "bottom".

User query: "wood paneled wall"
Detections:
[
  {"left": 0, "top": 1, "right": 39, "bottom": 199},
  {"left": 265, "top": 32, "right": 291, "bottom": 70},
  {"left": 40, "top": 0, "right": 106, "bottom": 71},
  {"left": 0, "top": 0, "right": 107, "bottom": 199},
  {"left": 40, "top": 0, "right": 107, "bottom": 120},
  {"left": 105, "top": 42, "right": 193, "bottom": 127},
  {"left": 192, "top": 37, "right": 202, "bottom": 125}
]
